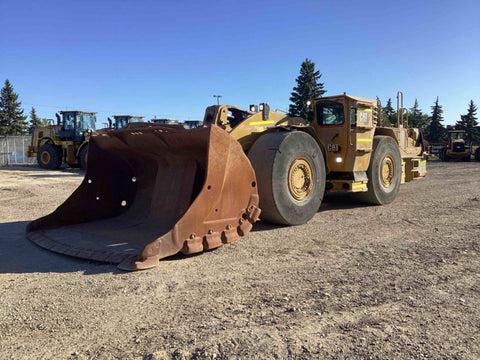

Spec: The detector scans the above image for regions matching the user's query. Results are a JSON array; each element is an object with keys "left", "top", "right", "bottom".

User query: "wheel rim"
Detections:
[
  {"left": 380, "top": 155, "right": 395, "bottom": 187},
  {"left": 288, "top": 158, "right": 313, "bottom": 200},
  {"left": 40, "top": 151, "right": 51, "bottom": 165}
]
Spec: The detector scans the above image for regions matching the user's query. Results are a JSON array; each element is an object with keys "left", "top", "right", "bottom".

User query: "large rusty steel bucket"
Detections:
[{"left": 26, "top": 125, "right": 260, "bottom": 270}]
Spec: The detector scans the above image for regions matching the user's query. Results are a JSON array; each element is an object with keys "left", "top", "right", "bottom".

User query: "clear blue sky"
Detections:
[{"left": 1, "top": 0, "right": 479, "bottom": 126}]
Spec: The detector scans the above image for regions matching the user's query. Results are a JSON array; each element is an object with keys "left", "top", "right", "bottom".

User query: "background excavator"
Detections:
[{"left": 27, "top": 91, "right": 427, "bottom": 270}]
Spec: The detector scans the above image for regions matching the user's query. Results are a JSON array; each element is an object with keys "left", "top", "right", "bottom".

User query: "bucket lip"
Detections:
[{"left": 26, "top": 229, "right": 133, "bottom": 265}]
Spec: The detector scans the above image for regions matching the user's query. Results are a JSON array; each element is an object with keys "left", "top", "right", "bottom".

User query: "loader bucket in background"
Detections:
[{"left": 26, "top": 125, "right": 260, "bottom": 270}]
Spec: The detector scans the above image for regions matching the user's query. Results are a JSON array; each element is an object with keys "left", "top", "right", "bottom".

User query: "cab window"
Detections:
[
  {"left": 316, "top": 101, "right": 344, "bottom": 126},
  {"left": 63, "top": 113, "right": 75, "bottom": 130},
  {"left": 77, "top": 113, "right": 96, "bottom": 132},
  {"left": 350, "top": 107, "right": 357, "bottom": 127}
]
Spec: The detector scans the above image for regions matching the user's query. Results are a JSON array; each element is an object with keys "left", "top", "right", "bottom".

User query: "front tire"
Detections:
[
  {"left": 248, "top": 131, "right": 326, "bottom": 225},
  {"left": 359, "top": 136, "right": 402, "bottom": 205},
  {"left": 37, "top": 144, "right": 62, "bottom": 170}
]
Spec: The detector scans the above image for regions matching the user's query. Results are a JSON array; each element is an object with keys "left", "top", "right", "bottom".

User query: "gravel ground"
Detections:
[{"left": 0, "top": 161, "right": 479, "bottom": 360}]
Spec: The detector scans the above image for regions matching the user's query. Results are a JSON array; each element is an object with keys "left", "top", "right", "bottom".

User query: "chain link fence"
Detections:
[{"left": 0, "top": 135, "right": 36, "bottom": 166}]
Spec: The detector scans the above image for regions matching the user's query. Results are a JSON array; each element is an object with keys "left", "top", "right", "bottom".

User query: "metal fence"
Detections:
[
  {"left": 428, "top": 143, "right": 444, "bottom": 156},
  {"left": 0, "top": 135, "right": 36, "bottom": 166}
]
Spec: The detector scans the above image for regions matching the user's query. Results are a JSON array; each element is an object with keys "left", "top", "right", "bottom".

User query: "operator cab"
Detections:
[
  {"left": 57, "top": 111, "right": 96, "bottom": 142},
  {"left": 446, "top": 129, "right": 467, "bottom": 152},
  {"left": 111, "top": 115, "right": 144, "bottom": 130},
  {"left": 151, "top": 118, "right": 179, "bottom": 125},
  {"left": 311, "top": 94, "right": 377, "bottom": 174}
]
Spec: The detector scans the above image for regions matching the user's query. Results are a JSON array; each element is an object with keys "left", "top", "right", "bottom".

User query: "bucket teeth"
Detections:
[
  {"left": 181, "top": 236, "right": 203, "bottom": 255},
  {"left": 204, "top": 232, "right": 222, "bottom": 250},
  {"left": 238, "top": 220, "right": 253, "bottom": 237},
  {"left": 222, "top": 227, "right": 239, "bottom": 244},
  {"left": 180, "top": 205, "right": 258, "bottom": 256},
  {"left": 247, "top": 205, "right": 261, "bottom": 222}
]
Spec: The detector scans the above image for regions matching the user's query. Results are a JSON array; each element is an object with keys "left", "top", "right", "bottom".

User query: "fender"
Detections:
[
  {"left": 255, "top": 125, "right": 329, "bottom": 175},
  {"left": 39, "top": 137, "right": 56, "bottom": 146}
]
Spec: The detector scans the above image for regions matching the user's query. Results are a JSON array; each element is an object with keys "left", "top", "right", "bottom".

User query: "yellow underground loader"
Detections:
[{"left": 27, "top": 93, "right": 427, "bottom": 270}]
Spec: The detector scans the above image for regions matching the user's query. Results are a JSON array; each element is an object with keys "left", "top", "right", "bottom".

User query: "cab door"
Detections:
[{"left": 312, "top": 99, "right": 349, "bottom": 172}]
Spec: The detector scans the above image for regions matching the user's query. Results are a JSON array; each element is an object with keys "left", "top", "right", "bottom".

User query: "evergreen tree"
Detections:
[
  {"left": 409, "top": 98, "right": 430, "bottom": 131},
  {"left": 376, "top": 96, "right": 384, "bottom": 125},
  {"left": 382, "top": 98, "right": 395, "bottom": 126},
  {"left": 29, "top": 107, "right": 42, "bottom": 133},
  {"left": 0, "top": 79, "right": 28, "bottom": 135},
  {"left": 40, "top": 118, "right": 52, "bottom": 127},
  {"left": 427, "top": 97, "right": 445, "bottom": 143},
  {"left": 455, "top": 100, "right": 479, "bottom": 143},
  {"left": 289, "top": 58, "right": 326, "bottom": 120}
]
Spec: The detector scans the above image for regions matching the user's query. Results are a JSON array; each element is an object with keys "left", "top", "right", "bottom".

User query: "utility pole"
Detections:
[{"left": 213, "top": 95, "right": 223, "bottom": 105}]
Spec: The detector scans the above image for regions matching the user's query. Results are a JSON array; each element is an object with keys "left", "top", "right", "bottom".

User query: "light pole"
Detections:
[{"left": 213, "top": 95, "right": 222, "bottom": 105}]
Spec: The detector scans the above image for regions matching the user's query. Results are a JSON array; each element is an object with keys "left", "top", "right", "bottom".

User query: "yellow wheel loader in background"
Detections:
[
  {"left": 27, "top": 91, "right": 427, "bottom": 270},
  {"left": 105, "top": 115, "right": 145, "bottom": 130},
  {"left": 440, "top": 127, "right": 472, "bottom": 161},
  {"left": 26, "top": 111, "right": 96, "bottom": 169}
]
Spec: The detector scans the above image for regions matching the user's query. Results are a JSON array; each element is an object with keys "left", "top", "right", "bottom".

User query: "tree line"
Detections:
[
  {"left": 1, "top": 71, "right": 479, "bottom": 144},
  {"left": 288, "top": 59, "right": 479, "bottom": 144}
]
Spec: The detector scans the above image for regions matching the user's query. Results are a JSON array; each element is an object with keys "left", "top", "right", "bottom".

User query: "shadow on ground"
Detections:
[
  {"left": 0, "top": 221, "right": 122, "bottom": 275},
  {"left": 252, "top": 193, "right": 369, "bottom": 232},
  {"left": 321, "top": 192, "right": 370, "bottom": 211}
]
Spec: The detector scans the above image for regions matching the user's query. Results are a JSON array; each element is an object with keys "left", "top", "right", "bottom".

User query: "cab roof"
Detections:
[
  {"left": 313, "top": 94, "right": 377, "bottom": 107},
  {"left": 112, "top": 115, "right": 144, "bottom": 119},
  {"left": 59, "top": 111, "right": 97, "bottom": 115}
]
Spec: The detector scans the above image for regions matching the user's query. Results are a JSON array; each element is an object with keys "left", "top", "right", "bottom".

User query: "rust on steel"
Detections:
[{"left": 26, "top": 125, "right": 260, "bottom": 270}]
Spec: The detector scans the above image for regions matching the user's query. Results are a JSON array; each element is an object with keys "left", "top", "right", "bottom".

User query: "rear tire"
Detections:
[
  {"left": 357, "top": 136, "right": 402, "bottom": 205},
  {"left": 78, "top": 145, "right": 88, "bottom": 169},
  {"left": 37, "top": 144, "right": 62, "bottom": 170},
  {"left": 248, "top": 131, "right": 325, "bottom": 225}
]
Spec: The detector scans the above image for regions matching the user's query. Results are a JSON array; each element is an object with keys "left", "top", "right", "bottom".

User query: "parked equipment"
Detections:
[
  {"left": 183, "top": 120, "right": 203, "bottom": 129},
  {"left": 151, "top": 118, "right": 179, "bottom": 125},
  {"left": 26, "top": 111, "right": 96, "bottom": 169},
  {"left": 107, "top": 115, "right": 145, "bottom": 130},
  {"left": 27, "top": 91, "right": 427, "bottom": 270},
  {"left": 440, "top": 127, "right": 472, "bottom": 161}
]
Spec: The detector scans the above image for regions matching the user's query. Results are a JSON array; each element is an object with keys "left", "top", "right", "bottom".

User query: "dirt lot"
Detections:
[{"left": 0, "top": 161, "right": 479, "bottom": 360}]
